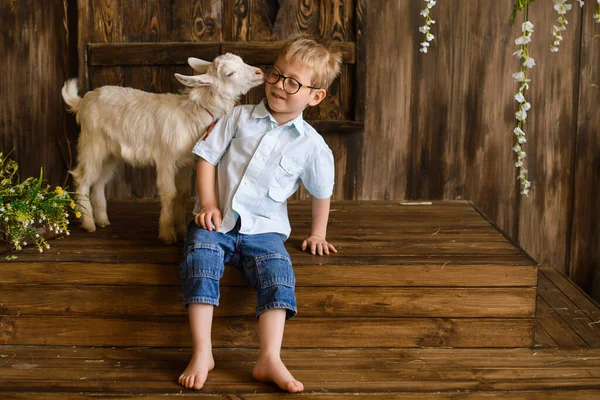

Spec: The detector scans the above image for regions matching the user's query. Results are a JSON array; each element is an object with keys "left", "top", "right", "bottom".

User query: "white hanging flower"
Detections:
[
  {"left": 515, "top": 92, "right": 526, "bottom": 103},
  {"left": 512, "top": 20, "right": 534, "bottom": 196},
  {"left": 512, "top": 71, "right": 530, "bottom": 82},
  {"left": 515, "top": 35, "right": 532, "bottom": 45},
  {"left": 420, "top": 0, "right": 437, "bottom": 54},
  {"left": 551, "top": 1, "right": 572, "bottom": 52},
  {"left": 516, "top": 110, "right": 528, "bottom": 121},
  {"left": 523, "top": 57, "right": 536, "bottom": 68},
  {"left": 522, "top": 21, "right": 535, "bottom": 32}
]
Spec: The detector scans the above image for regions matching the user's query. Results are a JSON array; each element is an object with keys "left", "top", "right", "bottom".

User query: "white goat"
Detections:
[{"left": 62, "top": 53, "right": 264, "bottom": 243}]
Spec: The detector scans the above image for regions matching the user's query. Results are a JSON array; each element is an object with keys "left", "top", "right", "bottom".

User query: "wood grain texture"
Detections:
[
  {"left": 0, "top": 285, "right": 536, "bottom": 318},
  {"left": 517, "top": 2, "right": 581, "bottom": 278},
  {"left": 3, "top": 347, "right": 600, "bottom": 395},
  {"left": 0, "top": 315, "right": 533, "bottom": 347},
  {"left": 0, "top": 0, "right": 73, "bottom": 191},
  {"left": 171, "top": 0, "right": 222, "bottom": 42},
  {"left": 570, "top": 2, "right": 600, "bottom": 301}
]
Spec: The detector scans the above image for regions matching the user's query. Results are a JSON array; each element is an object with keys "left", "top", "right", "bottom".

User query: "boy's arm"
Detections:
[
  {"left": 194, "top": 159, "right": 221, "bottom": 231},
  {"left": 301, "top": 196, "right": 338, "bottom": 256}
]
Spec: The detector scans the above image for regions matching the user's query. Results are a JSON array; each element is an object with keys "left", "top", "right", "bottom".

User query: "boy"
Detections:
[{"left": 178, "top": 35, "right": 342, "bottom": 393}]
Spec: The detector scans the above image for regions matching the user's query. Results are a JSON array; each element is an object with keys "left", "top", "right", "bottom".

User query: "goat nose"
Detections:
[{"left": 255, "top": 69, "right": 263, "bottom": 77}]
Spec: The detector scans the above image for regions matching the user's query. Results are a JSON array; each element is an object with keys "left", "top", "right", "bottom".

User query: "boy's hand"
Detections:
[
  {"left": 302, "top": 235, "right": 337, "bottom": 256},
  {"left": 195, "top": 206, "right": 222, "bottom": 231}
]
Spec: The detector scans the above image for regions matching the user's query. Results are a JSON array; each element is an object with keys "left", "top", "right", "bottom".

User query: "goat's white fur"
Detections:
[{"left": 62, "top": 54, "right": 263, "bottom": 243}]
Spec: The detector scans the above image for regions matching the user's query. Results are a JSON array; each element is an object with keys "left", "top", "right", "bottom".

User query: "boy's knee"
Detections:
[{"left": 180, "top": 242, "right": 224, "bottom": 308}]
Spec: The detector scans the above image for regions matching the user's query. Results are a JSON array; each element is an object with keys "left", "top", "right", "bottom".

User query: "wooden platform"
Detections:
[{"left": 1, "top": 200, "right": 600, "bottom": 398}]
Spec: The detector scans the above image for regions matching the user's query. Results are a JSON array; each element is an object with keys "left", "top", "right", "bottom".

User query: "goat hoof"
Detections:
[
  {"left": 81, "top": 220, "right": 97, "bottom": 233},
  {"left": 159, "top": 230, "right": 178, "bottom": 244},
  {"left": 95, "top": 216, "right": 111, "bottom": 228}
]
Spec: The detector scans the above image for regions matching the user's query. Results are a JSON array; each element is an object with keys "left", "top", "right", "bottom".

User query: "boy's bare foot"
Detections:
[
  {"left": 252, "top": 355, "right": 304, "bottom": 393},
  {"left": 178, "top": 351, "right": 215, "bottom": 390}
]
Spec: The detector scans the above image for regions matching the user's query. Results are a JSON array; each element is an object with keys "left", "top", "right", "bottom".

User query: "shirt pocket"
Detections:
[{"left": 259, "top": 186, "right": 287, "bottom": 219}]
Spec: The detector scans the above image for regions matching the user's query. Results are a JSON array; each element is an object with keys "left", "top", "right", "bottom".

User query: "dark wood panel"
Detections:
[
  {"left": 171, "top": 0, "right": 222, "bottom": 42},
  {"left": 517, "top": 2, "right": 581, "bottom": 277},
  {"left": 221, "top": 41, "right": 355, "bottom": 64},
  {"left": 1, "top": 0, "right": 72, "bottom": 190},
  {"left": 89, "top": 42, "right": 221, "bottom": 65},
  {"left": 121, "top": 0, "right": 171, "bottom": 42},
  {"left": 570, "top": 2, "right": 600, "bottom": 302}
]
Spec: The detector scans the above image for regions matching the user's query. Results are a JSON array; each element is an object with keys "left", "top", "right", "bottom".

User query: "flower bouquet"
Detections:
[{"left": 0, "top": 152, "right": 79, "bottom": 254}]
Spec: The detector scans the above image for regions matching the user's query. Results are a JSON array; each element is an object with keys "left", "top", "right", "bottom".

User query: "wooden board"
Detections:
[
  {"left": 1, "top": 347, "right": 600, "bottom": 395},
  {"left": 0, "top": 315, "right": 533, "bottom": 348},
  {"left": 0, "top": 285, "right": 536, "bottom": 318}
]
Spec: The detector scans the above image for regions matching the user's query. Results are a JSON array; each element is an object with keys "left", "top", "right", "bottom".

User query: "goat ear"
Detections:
[
  {"left": 188, "top": 57, "right": 211, "bottom": 73},
  {"left": 175, "top": 73, "right": 214, "bottom": 87}
]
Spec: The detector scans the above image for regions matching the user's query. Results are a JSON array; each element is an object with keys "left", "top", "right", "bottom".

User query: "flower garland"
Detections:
[
  {"left": 550, "top": 1, "right": 573, "bottom": 52},
  {"left": 419, "top": 0, "right": 437, "bottom": 53},
  {"left": 418, "top": 0, "right": 599, "bottom": 196},
  {"left": 512, "top": 20, "right": 535, "bottom": 195},
  {"left": 0, "top": 153, "right": 80, "bottom": 253}
]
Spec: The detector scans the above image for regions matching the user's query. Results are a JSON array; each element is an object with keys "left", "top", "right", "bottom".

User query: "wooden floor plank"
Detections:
[
  {"left": 541, "top": 268, "right": 600, "bottom": 323},
  {"left": 536, "top": 296, "right": 587, "bottom": 348},
  {"left": 538, "top": 273, "right": 600, "bottom": 347},
  {"left": 0, "top": 263, "right": 538, "bottom": 287},
  {"left": 0, "top": 316, "right": 533, "bottom": 348},
  {"left": 2, "top": 347, "right": 600, "bottom": 395},
  {"left": 533, "top": 320, "right": 559, "bottom": 348},
  {"left": 0, "top": 285, "right": 537, "bottom": 318}
]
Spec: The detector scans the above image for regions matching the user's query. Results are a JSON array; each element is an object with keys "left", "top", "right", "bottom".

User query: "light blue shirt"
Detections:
[{"left": 192, "top": 98, "right": 335, "bottom": 240}]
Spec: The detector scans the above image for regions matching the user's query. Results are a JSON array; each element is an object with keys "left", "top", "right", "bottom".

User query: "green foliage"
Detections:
[
  {"left": 511, "top": 0, "right": 536, "bottom": 25},
  {"left": 0, "top": 152, "right": 79, "bottom": 253}
]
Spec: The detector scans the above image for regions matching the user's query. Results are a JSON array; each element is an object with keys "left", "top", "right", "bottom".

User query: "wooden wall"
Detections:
[
  {"left": 1, "top": 0, "right": 77, "bottom": 187},
  {"left": 361, "top": 0, "right": 599, "bottom": 301},
  {"left": 1, "top": 1, "right": 598, "bottom": 302}
]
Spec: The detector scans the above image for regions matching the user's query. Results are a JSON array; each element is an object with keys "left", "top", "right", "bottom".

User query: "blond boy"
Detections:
[{"left": 179, "top": 35, "right": 342, "bottom": 392}]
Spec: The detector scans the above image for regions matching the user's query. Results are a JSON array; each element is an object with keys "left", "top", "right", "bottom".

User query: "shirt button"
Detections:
[{"left": 256, "top": 155, "right": 263, "bottom": 161}]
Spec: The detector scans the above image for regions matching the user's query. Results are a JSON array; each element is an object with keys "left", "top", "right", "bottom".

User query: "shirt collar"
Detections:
[{"left": 251, "top": 98, "right": 305, "bottom": 136}]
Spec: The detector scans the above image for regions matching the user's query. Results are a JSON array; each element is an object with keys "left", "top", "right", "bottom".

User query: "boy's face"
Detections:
[{"left": 264, "top": 56, "right": 326, "bottom": 123}]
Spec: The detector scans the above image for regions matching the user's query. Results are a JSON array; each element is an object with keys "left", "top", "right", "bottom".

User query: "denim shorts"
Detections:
[{"left": 180, "top": 218, "right": 297, "bottom": 320}]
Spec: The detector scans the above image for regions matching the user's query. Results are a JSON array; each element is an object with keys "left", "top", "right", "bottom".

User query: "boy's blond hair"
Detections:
[{"left": 279, "top": 34, "right": 342, "bottom": 90}]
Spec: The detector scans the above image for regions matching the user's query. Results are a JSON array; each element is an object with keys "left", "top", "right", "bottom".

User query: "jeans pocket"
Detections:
[
  {"left": 182, "top": 243, "right": 225, "bottom": 280},
  {"left": 255, "top": 253, "right": 295, "bottom": 289}
]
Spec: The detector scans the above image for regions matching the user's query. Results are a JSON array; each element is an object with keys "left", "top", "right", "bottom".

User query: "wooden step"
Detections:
[
  {"left": 1, "top": 346, "right": 600, "bottom": 396},
  {"left": 0, "top": 201, "right": 538, "bottom": 348}
]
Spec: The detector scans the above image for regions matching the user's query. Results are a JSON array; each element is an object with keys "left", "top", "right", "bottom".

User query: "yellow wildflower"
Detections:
[
  {"left": 75, "top": 211, "right": 81, "bottom": 219},
  {"left": 55, "top": 186, "right": 64, "bottom": 195},
  {"left": 70, "top": 201, "right": 76, "bottom": 209}
]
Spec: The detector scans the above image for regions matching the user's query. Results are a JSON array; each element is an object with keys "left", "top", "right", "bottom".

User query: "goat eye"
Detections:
[{"left": 226, "top": 71, "right": 236, "bottom": 77}]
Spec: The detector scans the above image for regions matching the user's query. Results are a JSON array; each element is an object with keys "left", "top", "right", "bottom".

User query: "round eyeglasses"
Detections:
[{"left": 264, "top": 67, "right": 320, "bottom": 95}]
